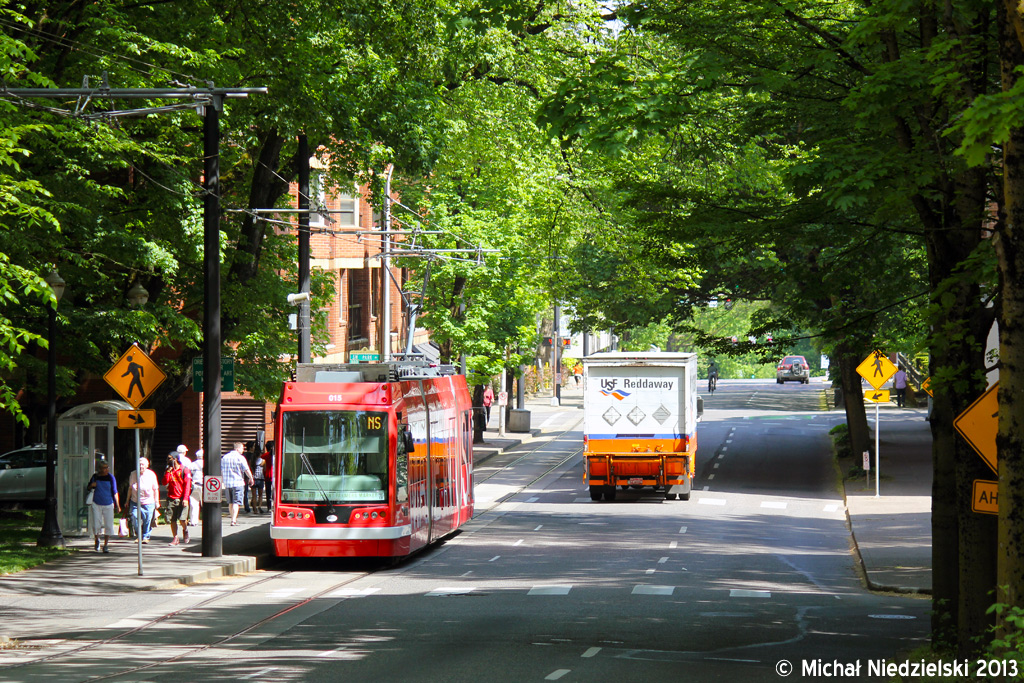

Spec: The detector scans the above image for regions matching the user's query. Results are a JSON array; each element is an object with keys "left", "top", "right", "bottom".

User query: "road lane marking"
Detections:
[
  {"left": 529, "top": 585, "right": 573, "bottom": 595},
  {"left": 702, "top": 485, "right": 710, "bottom": 491},
  {"left": 545, "top": 670, "right": 571, "bottom": 680},
  {"left": 426, "top": 586, "right": 476, "bottom": 596},
  {"left": 241, "top": 669, "right": 277, "bottom": 679},
  {"left": 708, "top": 474, "right": 716, "bottom": 480},
  {"left": 534, "top": 525, "right": 544, "bottom": 531},
  {"left": 713, "top": 462, "right": 720, "bottom": 468},
  {"left": 327, "top": 587, "right": 380, "bottom": 598},
  {"left": 699, "top": 497, "right": 727, "bottom": 505},
  {"left": 527, "top": 496, "right": 539, "bottom": 503},
  {"left": 461, "top": 571, "right": 473, "bottom": 577},
  {"left": 679, "top": 525, "right": 688, "bottom": 533},
  {"left": 632, "top": 585, "right": 675, "bottom": 595},
  {"left": 646, "top": 568, "right": 656, "bottom": 574},
  {"left": 726, "top": 439, "right": 733, "bottom": 443},
  {"left": 760, "top": 501, "right": 787, "bottom": 509},
  {"left": 669, "top": 541, "right": 678, "bottom": 548},
  {"left": 582, "top": 647, "right": 601, "bottom": 658},
  {"left": 823, "top": 504, "right": 840, "bottom": 512},
  {"left": 513, "top": 539, "right": 524, "bottom": 546},
  {"left": 489, "top": 555, "right": 501, "bottom": 562},
  {"left": 730, "top": 589, "right": 771, "bottom": 598},
  {"left": 658, "top": 557, "right": 669, "bottom": 563}
]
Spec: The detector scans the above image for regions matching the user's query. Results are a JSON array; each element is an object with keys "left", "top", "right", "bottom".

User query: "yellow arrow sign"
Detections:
[
  {"left": 103, "top": 343, "right": 166, "bottom": 409},
  {"left": 117, "top": 409, "right": 156, "bottom": 429},
  {"left": 921, "top": 377, "right": 933, "bottom": 397},
  {"left": 864, "top": 389, "right": 890, "bottom": 403},
  {"left": 954, "top": 382, "right": 998, "bottom": 475},
  {"left": 972, "top": 479, "right": 998, "bottom": 515},
  {"left": 856, "top": 350, "right": 897, "bottom": 390}
]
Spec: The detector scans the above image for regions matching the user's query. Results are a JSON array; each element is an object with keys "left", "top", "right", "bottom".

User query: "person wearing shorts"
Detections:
[
  {"left": 164, "top": 455, "right": 192, "bottom": 546},
  {"left": 87, "top": 460, "right": 119, "bottom": 553},
  {"left": 222, "top": 442, "right": 254, "bottom": 526}
]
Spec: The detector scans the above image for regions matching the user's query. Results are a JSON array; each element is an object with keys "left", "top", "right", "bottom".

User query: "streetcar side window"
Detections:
[{"left": 280, "top": 410, "right": 389, "bottom": 504}]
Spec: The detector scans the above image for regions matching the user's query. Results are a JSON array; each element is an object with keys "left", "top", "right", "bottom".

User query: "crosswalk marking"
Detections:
[
  {"left": 823, "top": 503, "right": 840, "bottom": 512},
  {"left": 327, "top": 587, "right": 381, "bottom": 598},
  {"left": 698, "top": 497, "right": 727, "bottom": 506},
  {"left": 529, "top": 585, "right": 572, "bottom": 595}
]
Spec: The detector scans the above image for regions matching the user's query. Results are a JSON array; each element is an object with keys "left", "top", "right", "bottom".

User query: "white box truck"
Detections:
[{"left": 581, "top": 352, "right": 701, "bottom": 501}]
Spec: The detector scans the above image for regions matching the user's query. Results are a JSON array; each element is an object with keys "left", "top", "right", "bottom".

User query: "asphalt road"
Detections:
[{"left": 3, "top": 380, "right": 930, "bottom": 682}]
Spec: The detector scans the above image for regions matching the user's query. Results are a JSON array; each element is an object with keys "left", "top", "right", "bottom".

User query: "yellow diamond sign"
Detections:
[
  {"left": 103, "top": 343, "right": 166, "bottom": 409},
  {"left": 954, "top": 382, "right": 998, "bottom": 475},
  {"left": 857, "top": 351, "right": 897, "bottom": 390}
]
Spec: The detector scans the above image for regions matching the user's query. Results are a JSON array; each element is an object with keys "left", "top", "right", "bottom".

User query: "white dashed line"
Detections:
[
  {"left": 513, "top": 539, "right": 524, "bottom": 546},
  {"left": 698, "top": 497, "right": 727, "bottom": 506},
  {"left": 707, "top": 474, "right": 716, "bottom": 480},
  {"left": 646, "top": 568, "right": 656, "bottom": 574},
  {"left": 713, "top": 462, "right": 720, "bottom": 469},
  {"left": 730, "top": 589, "right": 771, "bottom": 598},
  {"left": 582, "top": 647, "right": 601, "bottom": 658},
  {"left": 534, "top": 525, "right": 544, "bottom": 531},
  {"left": 679, "top": 526, "right": 688, "bottom": 534},
  {"left": 489, "top": 555, "right": 501, "bottom": 562},
  {"left": 545, "top": 670, "right": 571, "bottom": 680},
  {"left": 460, "top": 571, "right": 473, "bottom": 577},
  {"left": 527, "top": 497, "right": 539, "bottom": 503},
  {"left": 426, "top": 587, "right": 476, "bottom": 597},
  {"left": 632, "top": 585, "right": 675, "bottom": 596},
  {"left": 669, "top": 541, "right": 678, "bottom": 549},
  {"left": 529, "top": 585, "right": 572, "bottom": 596},
  {"left": 658, "top": 557, "right": 668, "bottom": 564},
  {"left": 760, "top": 501, "right": 787, "bottom": 509}
]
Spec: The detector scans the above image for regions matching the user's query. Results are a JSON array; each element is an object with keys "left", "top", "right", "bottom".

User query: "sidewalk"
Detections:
[{"left": 842, "top": 403, "right": 933, "bottom": 594}]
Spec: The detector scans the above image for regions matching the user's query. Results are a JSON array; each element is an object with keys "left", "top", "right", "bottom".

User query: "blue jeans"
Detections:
[{"left": 130, "top": 502, "right": 155, "bottom": 540}]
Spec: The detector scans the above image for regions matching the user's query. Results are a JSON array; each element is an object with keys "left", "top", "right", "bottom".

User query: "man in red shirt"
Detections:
[{"left": 165, "top": 454, "right": 192, "bottom": 546}]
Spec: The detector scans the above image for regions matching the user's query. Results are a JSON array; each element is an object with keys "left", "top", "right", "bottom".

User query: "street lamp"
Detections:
[
  {"left": 37, "top": 269, "right": 66, "bottom": 548},
  {"left": 127, "top": 280, "right": 149, "bottom": 307}
]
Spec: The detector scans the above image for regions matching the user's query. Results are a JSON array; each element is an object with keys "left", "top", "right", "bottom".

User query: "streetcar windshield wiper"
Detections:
[{"left": 298, "top": 429, "right": 337, "bottom": 517}]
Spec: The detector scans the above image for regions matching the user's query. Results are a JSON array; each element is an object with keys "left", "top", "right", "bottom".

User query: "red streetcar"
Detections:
[{"left": 270, "top": 360, "right": 474, "bottom": 558}]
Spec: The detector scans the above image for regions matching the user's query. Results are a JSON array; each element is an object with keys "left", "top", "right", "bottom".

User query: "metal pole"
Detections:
[
  {"left": 135, "top": 430, "right": 143, "bottom": 575},
  {"left": 498, "top": 350, "right": 507, "bottom": 438},
  {"left": 36, "top": 301, "right": 65, "bottom": 548},
  {"left": 381, "top": 166, "right": 393, "bottom": 361},
  {"left": 297, "top": 135, "right": 311, "bottom": 364},
  {"left": 551, "top": 304, "right": 561, "bottom": 406},
  {"left": 202, "top": 96, "right": 223, "bottom": 558},
  {"left": 874, "top": 402, "right": 880, "bottom": 498}
]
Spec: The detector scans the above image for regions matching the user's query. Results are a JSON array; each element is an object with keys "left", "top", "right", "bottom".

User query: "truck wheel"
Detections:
[
  {"left": 664, "top": 491, "right": 677, "bottom": 500},
  {"left": 589, "top": 486, "right": 603, "bottom": 501},
  {"left": 604, "top": 485, "right": 617, "bottom": 501},
  {"left": 679, "top": 491, "right": 691, "bottom": 501}
]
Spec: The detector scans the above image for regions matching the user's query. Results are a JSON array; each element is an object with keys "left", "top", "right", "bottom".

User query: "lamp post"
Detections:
[{"left": 37, "top": 269, "right": 66, "bottom": 548}]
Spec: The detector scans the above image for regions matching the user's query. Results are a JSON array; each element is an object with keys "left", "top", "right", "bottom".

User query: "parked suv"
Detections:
[
  {"left": 0, "top": 444, "right": 47, "bottom": 502},
  {"left": 776, "top": 355, "right": 810, "bottom": 384}
]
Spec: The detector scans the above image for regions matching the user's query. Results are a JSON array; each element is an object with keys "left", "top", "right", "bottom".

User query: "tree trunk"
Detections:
[
  {"left": 836, "top": 344, "right": 871, "bottom": 460},
  {"left": 996, "top": 0, "right": 1024, "bottom": 621}
]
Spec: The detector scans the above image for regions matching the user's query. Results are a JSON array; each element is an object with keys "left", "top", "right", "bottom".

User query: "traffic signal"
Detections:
[
  {"left": 543, "top": 337, "right": 553, "bottom": 347},
  {"left": 561, "top": 337, "right": 571, "bottom": 349}
]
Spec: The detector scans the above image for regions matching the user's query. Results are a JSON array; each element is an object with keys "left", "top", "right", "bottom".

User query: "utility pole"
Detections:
[
  {"left": 551, "top": 304, "right": 561, "bottom": 406},
  {"left": 380, "top": 166, "right": 393, "bottom": 361},
  {"left": 297, "top": 135, "right": 311, "bottom": 364}
]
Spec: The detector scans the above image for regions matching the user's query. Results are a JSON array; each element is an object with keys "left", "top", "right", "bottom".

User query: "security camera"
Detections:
[{"left": 287, "top": 292, "right": 310, "bottom": 304}]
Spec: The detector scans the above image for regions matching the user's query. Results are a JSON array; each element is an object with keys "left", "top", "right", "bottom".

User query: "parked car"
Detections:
[
  {"left": 776, "top": 355, "right": 810, "bottom": 384},
  {"left": 0, "top": 444, "right": 47, "bottom": 502}
]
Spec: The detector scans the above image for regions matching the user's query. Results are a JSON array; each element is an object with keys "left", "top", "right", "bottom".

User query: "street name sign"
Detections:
[
  {"left": 104, "top": 343, "right": 166, "bottom": 409},
  {"left": 192, "top": 356, "right": 235, "bottom": 392},
  {"left": 350, "top": 352, "right": 380, "bottom": 362},
  {"left": 954, "top": 381, "right": 999, "bottom": 475},
  {"left": 972, "top": 479, "right": 998, "bottom": 515},
  {"left": 117, "top": 409, "right": 156, "bottom": 429},
  {"left": 864, "top": 389, "right": 891, "bottom": 403},
  {"left": 856, "top": 350, "right": 897, "bottom": 391}
]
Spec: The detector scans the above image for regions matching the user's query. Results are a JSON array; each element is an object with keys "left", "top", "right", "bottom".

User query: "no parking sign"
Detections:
[{"left": 203, "top": 475, "right": 223, "bottom": 503}]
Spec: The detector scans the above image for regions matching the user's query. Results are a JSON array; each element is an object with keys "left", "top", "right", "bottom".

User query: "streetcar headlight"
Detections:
[{"left": 371, "top": 512, "right": 378, "bottom": 520}]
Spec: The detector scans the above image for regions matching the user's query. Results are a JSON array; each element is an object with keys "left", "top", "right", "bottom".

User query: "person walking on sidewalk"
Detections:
[
  {"left": 127, "top": 457, "right": 160, "bottom": 544},
  {"left": 483, "top": 385, "right": 494, "bottom": 424},
  {"left": 187, "top": 449, "right": 203, "bottom": 526},
  {"left": 222, "top": 442, "right": 255, "bottom": 526},
  {"left": 893, "top": 366, "right": 908, "bottom": 408},
  {"left": 87, "top": 460, "right": 119, "bottom": 553},
  {"left": 165, "top": 455, "right": 192, "bottom": 546}
]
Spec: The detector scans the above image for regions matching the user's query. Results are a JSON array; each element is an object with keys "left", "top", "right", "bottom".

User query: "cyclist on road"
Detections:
[{"left": 707, "top": 360, "right": 720, "bottom": 393}]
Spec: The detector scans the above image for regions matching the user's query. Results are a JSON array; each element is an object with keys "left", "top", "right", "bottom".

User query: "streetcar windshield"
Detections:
[{"left": 280, "top": 410, "right": 388, "bottom": 504}]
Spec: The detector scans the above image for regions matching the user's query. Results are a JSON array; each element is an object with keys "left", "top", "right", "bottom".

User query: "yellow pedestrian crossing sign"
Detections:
[
  {"left": 954, "top": 382, "right": 998, "bottom": 475},
  {"left": 104, "top": 343, "right": 166, "bottom": 409},
  {"left": 856, "top": 351, "right": 897, "bottom": 390}
]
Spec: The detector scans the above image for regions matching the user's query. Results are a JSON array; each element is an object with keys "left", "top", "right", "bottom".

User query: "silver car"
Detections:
[
  {"left": 0, "top": 445, "right": 47, "bottom": 502},
  {"left": 776, "top": 355, "right": 810, "bottom": 384}
]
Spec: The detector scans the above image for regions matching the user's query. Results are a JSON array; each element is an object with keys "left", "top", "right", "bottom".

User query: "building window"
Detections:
[
  {"left": 336, "top": 192, "right": 357, "bottom": 227},
  {"left": 348, "top": 303, "right": 363, "bottom": 342},
  {"left": 309, "top": 171, "right": 327, "bottom": 227}
]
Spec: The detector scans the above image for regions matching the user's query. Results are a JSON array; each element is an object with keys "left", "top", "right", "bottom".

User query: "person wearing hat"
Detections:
[
  {"left": 187, "top": 448, "right": 204, "bottom": 526},
  {"left": 87, "top": 460, "right": 119, "bottom": 553},
  {"left": 176, "top": 444, "right": 192, "bottom": 468}
]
